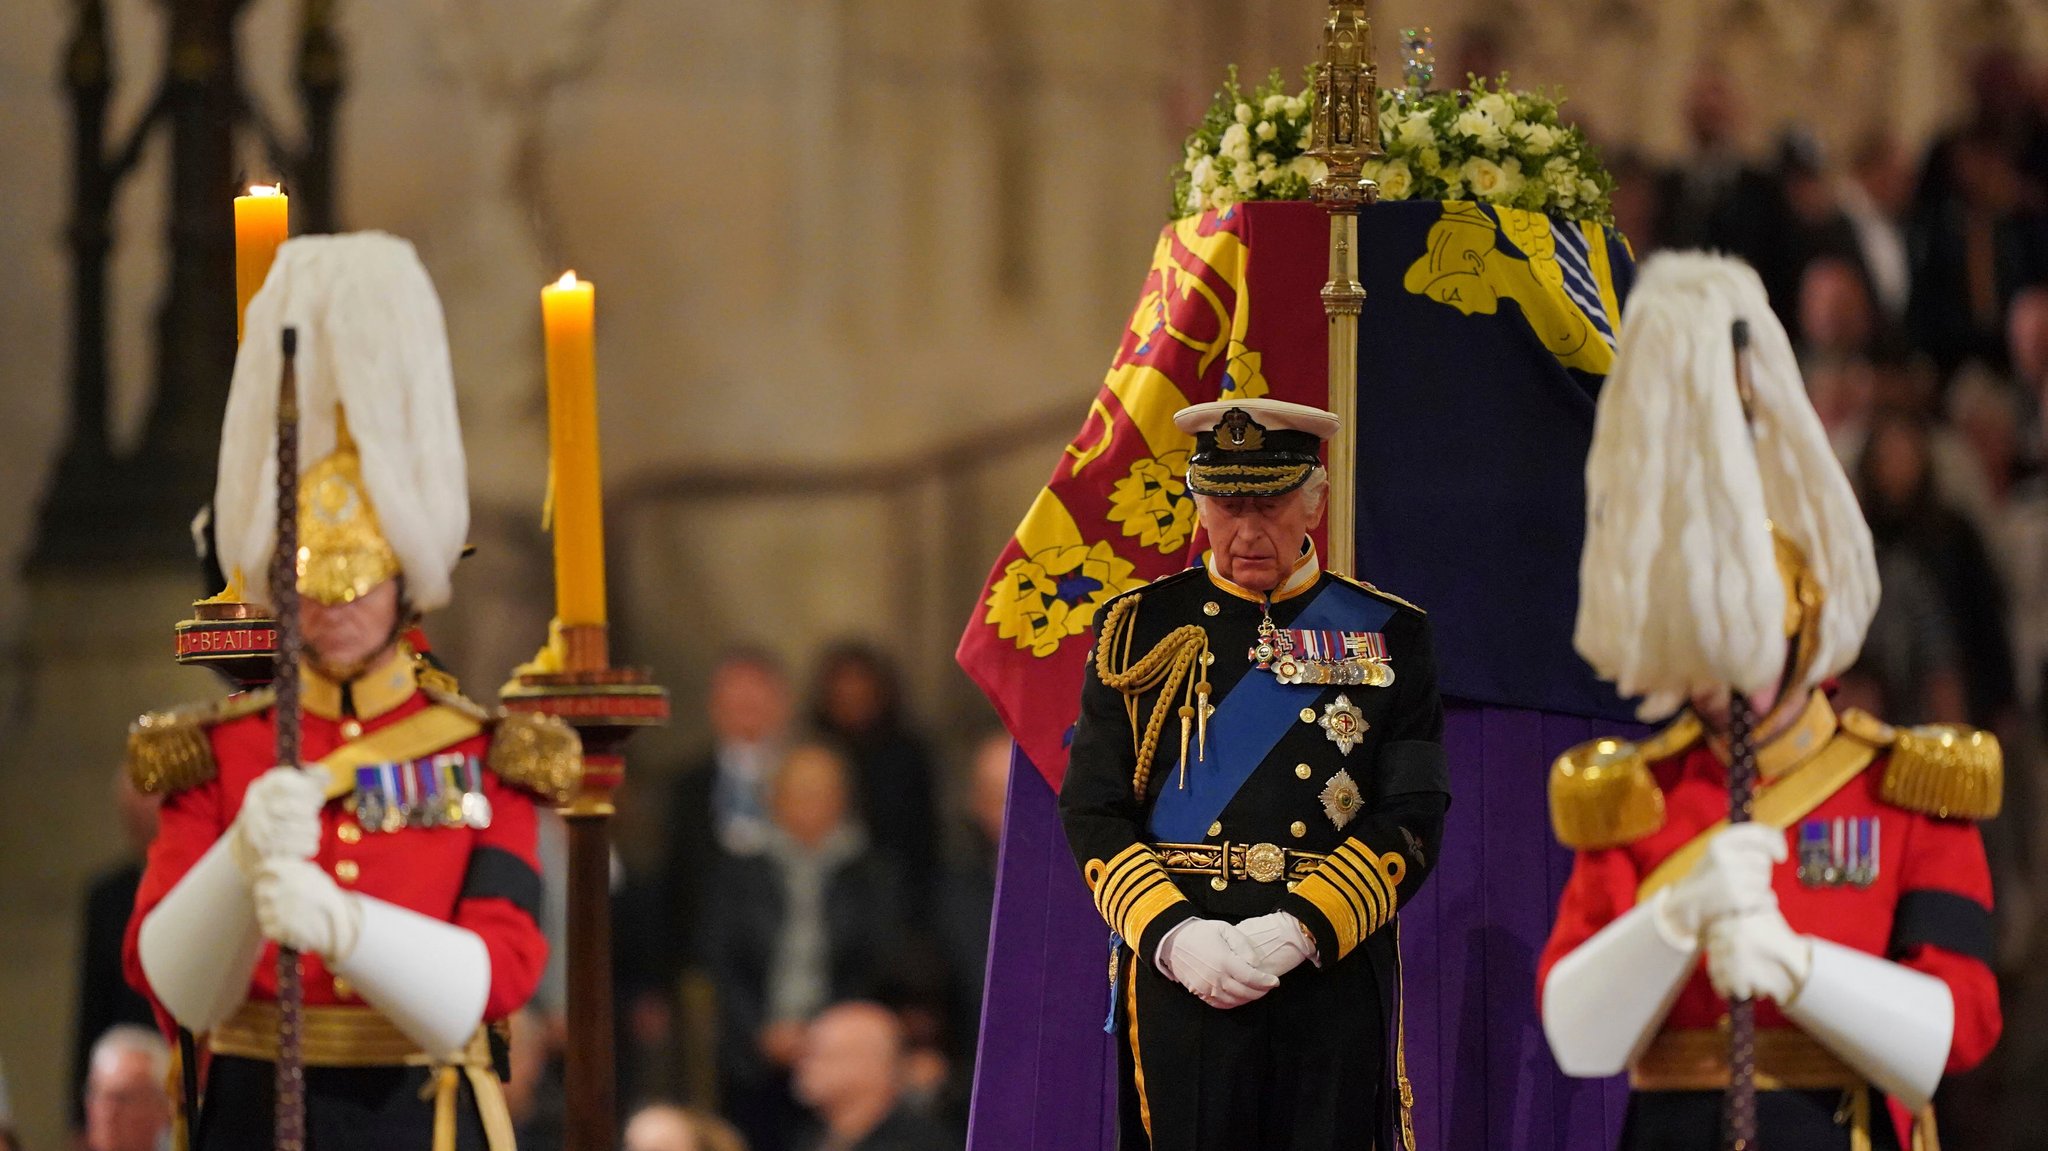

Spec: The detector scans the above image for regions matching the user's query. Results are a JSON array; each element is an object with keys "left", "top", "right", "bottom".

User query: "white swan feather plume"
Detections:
[
  {"left": 1575, "top": 252, "right": 1878, "bottom": 720},
  {"left": 213, "top": 232, "right": 469, "bottom": 612}
]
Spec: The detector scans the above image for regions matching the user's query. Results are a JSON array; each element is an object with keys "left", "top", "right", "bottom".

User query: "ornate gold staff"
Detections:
[
  {"left": 1309, "top": 11, "right": 1417, "bottom": 1150},
  {"left": 1308, "top": 0, "right": 1380, "bottom": 581}
]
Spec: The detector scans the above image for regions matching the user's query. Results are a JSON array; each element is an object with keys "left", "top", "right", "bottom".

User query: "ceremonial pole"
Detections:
[
  {"left": 504, "top": 273, "right": 668, "bottom": 1151},
  {"left": 1723, "top": 319, "right": 1760, "bottom": 1151},
  {"left": 1308, "top": 0, "right": 1379, "bottom": 580},
  {"left": 269, "top": 326, "right": 308, "bottom": 1151}
]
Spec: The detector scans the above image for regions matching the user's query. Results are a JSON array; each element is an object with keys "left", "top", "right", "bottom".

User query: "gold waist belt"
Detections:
[
  {"left": 208, "top": 1002, "right": 514, "bottom": 1151},
  {"left": 1629, "top": 1027, "right": 1862, "bottom": 1093},
  {"left": 1154, "top": 841, "right": 1326, "bottom": 884}
]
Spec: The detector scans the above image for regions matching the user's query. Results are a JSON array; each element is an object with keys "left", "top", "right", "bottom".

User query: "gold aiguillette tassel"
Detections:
[
  {"left": 1196, "top": 682, "right": 1210, "bottom": 763},
  {"left": 1178, "top": 705, "right": 1194, "bottom": 789}
]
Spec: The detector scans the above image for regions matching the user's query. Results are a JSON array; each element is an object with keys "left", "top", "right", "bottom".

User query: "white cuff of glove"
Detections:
[
  {"left": 1543, "top": 894, "right": 1699, "bottom": 1077},
  {"left": 331, "top": 897, "right": 492, "bottom": 1060},
  {"left": 138, "top": 838, "right": 265, "bottom": 1033},
  {"left": 1782, "top": 938, "right": 1954, "bottom": 1112}
]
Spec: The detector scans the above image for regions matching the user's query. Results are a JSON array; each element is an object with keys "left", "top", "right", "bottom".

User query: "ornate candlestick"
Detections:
[{"left": 505, "top": 268, "right": 667, "bottom": 1151}]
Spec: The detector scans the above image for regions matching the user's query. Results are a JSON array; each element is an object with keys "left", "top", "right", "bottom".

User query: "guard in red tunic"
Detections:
[
  {"left": 1537, "top": 253, "right": 2002, "bottom": 1150},
  {"left": 121, "top": 233, "right": 580, "bottom": 1151}
]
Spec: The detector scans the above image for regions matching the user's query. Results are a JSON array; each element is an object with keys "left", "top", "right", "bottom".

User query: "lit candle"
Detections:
[
  {"left": 540, "top": 271, "right": 608, "bottom": 629},
  {"left": 233, "top": 184, "right": 289, "bottom": 341}
]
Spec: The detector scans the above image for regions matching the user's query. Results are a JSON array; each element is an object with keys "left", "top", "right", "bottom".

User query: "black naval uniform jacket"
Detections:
[{"left": 1060, "top": 552, "right": 1450, "bottom": 1151}]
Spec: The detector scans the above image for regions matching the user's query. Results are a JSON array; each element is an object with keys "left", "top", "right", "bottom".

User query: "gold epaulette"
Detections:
[
  {"left": 1839, "top": 708, "right": 2005, "bottom": 820},
  {"left": 1333, "top": 572, "right": 1426, "bottom": 614},
  {"left": 126, "top": 690, "right": 276, "bottom": 796},
  {"left": 411, "top": 649, "right": 464, "bottom": 699},
  {"left": 486, "top": 710, "right": 583, "bottom": 804},
  {"left": 1548, "top": 713, "right": 1702, "bottom": 850}
]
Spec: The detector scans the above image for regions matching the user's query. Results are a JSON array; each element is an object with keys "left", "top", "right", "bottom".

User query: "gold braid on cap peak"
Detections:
[
  {"left": 487, "top": 711, "right": 584, "bottom": 804},
  {"left": 297, "top": 411, "right": 401, "bottom": 605}
]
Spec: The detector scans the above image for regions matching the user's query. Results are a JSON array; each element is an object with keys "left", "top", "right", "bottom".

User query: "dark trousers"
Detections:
[
  {"left": 1117, "top": 948, "right": 1390, "bottom": 1151},
  {"left": 1621, "top": 1089, "right": 1905, "bottom": 1151},
  {"left": 197, "top": 1055, "right": 487, "bottom": 1151}
]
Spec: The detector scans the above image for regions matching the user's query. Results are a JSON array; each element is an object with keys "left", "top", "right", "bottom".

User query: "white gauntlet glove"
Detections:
[
  {"left": 1656, "top": 823, "right": 1786, "bottom": 947},
  {"left": 1705, "top": 905, "right": 1812, "bottom": 1005},
  {"left": 230, "top": 766, "right": 331, "bottom": 875},
  {"left": 254, "top": 858, "right": 362, "bottom": 961},
  {"left": 1155, "top": 918, "right": 1280, "bottom": 1008},
  {"left": 1237, "top": 911, "right": 1317, "bottom": 977}
]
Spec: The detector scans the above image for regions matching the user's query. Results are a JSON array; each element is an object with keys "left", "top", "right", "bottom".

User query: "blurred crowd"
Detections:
[
  {"left": 25, "top": 44, "right": 2048, "bottom": 1151},
  {"left": 507, "top": 643, "right": 1007, "bottom": 1151}
]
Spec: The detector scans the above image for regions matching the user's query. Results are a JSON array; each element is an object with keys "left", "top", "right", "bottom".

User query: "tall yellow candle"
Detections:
[
  {"left": 233, "top": 184, "right": 289, "bottom": 340},
  {"left": 541, "top": 271, "right": 608, "bottom": 628}
]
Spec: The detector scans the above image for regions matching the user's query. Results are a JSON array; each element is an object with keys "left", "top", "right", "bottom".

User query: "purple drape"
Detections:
[{"left": 966, "top": 702, "right": 1638, "bottom": 1151}]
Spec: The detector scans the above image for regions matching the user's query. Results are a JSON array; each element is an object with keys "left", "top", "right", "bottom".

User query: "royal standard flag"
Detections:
[{"left": 958, "top": 199, "right": 1637, "bottom": 792}]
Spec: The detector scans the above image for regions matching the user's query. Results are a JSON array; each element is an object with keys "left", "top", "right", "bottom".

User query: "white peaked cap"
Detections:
[
  {"left": 213, "top": 232, "right": 470, "bottom": 612},
  {"left": 1575, "top": 252, "right": 1879, "bottom": 719}
]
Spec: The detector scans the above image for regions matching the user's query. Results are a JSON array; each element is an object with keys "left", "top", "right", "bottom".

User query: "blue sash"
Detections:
[{"left": 1147, "top": 581, "right": 1394, "bottom": 841}]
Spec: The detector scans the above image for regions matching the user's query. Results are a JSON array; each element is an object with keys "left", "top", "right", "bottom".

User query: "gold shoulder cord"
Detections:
[{"left": 1093, "top": 594, "right": 1212, "bottom": 799}]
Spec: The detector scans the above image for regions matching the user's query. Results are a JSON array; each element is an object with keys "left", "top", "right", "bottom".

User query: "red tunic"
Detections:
[
  {"left": 1538, "top": 717, "right": 2002, "bottom": 1078},
  {"left": 123, "top": 658, "right": 549, "bottom": 1025}
]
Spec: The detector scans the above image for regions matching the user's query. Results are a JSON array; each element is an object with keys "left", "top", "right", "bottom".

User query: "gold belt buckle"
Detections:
[{"left": 1241, "top": 842, "right": 1286, "bottom": 883}]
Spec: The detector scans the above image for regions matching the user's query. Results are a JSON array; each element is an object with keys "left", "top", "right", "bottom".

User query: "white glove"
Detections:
[
  {"left": 1156, "top": 919, "right": 1281, "bottom": 1008},
  {"left": 230, "top": 766, "right": 331, "bottom": 875},
  {"left": 1705, "top": 905, "right": 1813, "bottom": 1004},
  {"left": 1655, "top": 823, "right": 1786, "bottom": 947},
  {"left": 1237, "top": 911, "right": 1317, "bottom": 977},
  {"left": 253, "top": 858, "right": 363, "bottom": 961}
]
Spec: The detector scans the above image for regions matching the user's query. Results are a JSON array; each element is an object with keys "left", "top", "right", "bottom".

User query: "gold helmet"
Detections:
[{"left": 296, "top": 413, "right": 401, "bottom": 604}]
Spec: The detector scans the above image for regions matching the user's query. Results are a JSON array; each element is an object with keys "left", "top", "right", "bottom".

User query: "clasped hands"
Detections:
[
  {"left": 1157, "top": 911, "right": 1316, "bottom": 1009},
  {"left": 1657, "top": 823, "right": 1813, "bottom": 1005},
  {"left": 233, "top": 765, "right": 363, "bottom": 962}
]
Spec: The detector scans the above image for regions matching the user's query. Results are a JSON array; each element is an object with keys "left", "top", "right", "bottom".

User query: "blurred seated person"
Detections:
[
  {"left": 662, "top": 648, "right": 795, "bottom": 941},
  {"left": 1858, "top": 410, "right": 2018, "bottom": 729},
  {"left": 622, "top": 1102, "right": 748, "bottom": 1151},
  {"left": 1908, "top": 122, "right": 2048, "bottom": 377},
  {"left": 707, "top": 745, "right": 906, "bottom": 1151},
  {"left": 792, "top": 1003, "right": 954, "bottom": 1151},
  {"left": 83, "top": 1025, "right": 173, "bottom": 1151},
  {"left": 70, "top": 769, "right": 162, "bottom": 1135},
  {"left": 809, "top": 643, "right": 939, "bottom": 896},
  {"left": 639, "top": 649, "right": 797, "bottom": 1078}
]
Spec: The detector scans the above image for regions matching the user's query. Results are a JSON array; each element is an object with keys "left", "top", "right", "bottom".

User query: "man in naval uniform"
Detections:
[
  {"left": 1059, "top": 398, "right": 1451, "bottom": 1151},
  {"left": 1538, "top": 253, "right": 2002, "bottom": 1150},
  {"left": 121, "top": 233, "right": 581, "bottom": 1151}
]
